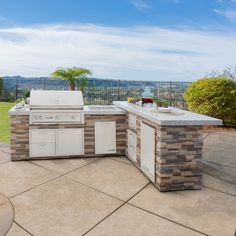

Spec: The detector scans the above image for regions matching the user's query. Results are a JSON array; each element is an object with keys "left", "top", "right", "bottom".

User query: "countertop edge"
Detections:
[
  {"left": 8, "top": 106, "right": 30, "bottom": 116},
  {"left": 113, "top": 101, "right": 223, "bottom": 126},
  {"left": 8, "top": 106, "right": 127, "bottom": 116}
]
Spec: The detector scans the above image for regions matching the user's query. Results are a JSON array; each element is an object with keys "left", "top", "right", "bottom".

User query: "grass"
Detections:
[{"left": 0, "top": 102, "right": 15, "bottom": 144}]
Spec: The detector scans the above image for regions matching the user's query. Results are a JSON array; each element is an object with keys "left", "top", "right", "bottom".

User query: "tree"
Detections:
[
  {"left": 184, "top": 77, "right": 236, "bottom": 124},
  {"left": 77, "top": 77, "right": 89, "bottom": 93},
  {"left": 206, "top": 66, "right": 236, "bottom": 80},
  {"left": 0, "top": 77, "right": 3, "bottom": 99},
  {"left": 50, "top": 67, "right": 92, "bottom": 91}
]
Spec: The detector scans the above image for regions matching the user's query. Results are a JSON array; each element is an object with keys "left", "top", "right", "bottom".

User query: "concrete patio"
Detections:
[{"left": 0, "top": 131, "right": 236, "bottom": 236}]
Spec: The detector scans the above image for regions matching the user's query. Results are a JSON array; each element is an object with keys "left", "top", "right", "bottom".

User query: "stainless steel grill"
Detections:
[{"left": 29, "top": 90, "right": 84, "bottom": 124}]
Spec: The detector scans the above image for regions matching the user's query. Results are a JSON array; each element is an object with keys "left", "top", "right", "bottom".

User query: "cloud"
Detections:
[
  {"left": 0, "top": 23, "right": 236, "bottom": 81},
  {"left": 214, "top": 8, "right": 236, "bottom": 21},
  {"left": 0, "top": 17, "right": 15, "bottom": 27},
  {"left": 130, "top": 0, "right": 152, "bottom": 12}
]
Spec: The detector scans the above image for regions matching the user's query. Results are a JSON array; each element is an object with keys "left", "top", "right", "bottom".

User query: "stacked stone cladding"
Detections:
[
  {"left": 156, "top": 125, "right": 203, "bottom": 191},
  {"left": 10, "top": 114, "right": 126, "bottom": 160},
  {"left": 126, "top": 112, "right": 203, "bottom": 191},
  {"left": 10, "top": 115, "right": 29, "bottom": 161}
]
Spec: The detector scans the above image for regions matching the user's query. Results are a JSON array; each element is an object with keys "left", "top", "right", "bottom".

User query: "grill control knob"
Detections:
[
  {"left": 55, "top": 115, "right": 59, "bottom": 120},
  {"left": 34, "top": 115, "right": 38, "bottom": 120},
  {"left": 39, "top": 115, "right": 42, "bottom": 120},
  {"left": 71, "top": 115, "right": 75, "bottom": 120}
]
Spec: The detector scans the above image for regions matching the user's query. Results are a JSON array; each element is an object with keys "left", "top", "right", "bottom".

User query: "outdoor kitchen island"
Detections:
[
  {"left": 9, "top": 90, "right": 222, "bottom": 192},
  {"left": 9, "top": 106, "right": 127, "bottom": 159},
  {"left": 113, "top": 101, "right": 222, "bottom": 191},
  {"left": 9, "top": 91, "right": 127, "bottom": 163}
]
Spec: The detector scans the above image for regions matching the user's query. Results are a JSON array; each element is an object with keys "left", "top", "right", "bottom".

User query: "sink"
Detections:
[
  {"left": 85, "top": 105, "right": 126, "bottom": 114},
  {"left": 86, "top": 106, "right": 119, "bottom": 111}
]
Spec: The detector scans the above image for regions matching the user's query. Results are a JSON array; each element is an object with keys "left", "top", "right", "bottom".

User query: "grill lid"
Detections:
[{"left": 30, "top": 90, "right": 84, "bottom": 109}]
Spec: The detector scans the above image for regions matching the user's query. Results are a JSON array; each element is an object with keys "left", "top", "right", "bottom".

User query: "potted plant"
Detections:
[
  {"left": 155, "top": 99, "right": 163, "bottom": 107},
  {"left": 155, "top": 99, "right": 171, "bottom": 112},
  {"left": 162, "top": 101, "right": 170, "bottom": 108}
]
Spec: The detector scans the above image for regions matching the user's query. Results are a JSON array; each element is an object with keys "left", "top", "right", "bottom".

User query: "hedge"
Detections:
[{"left": 184, "top": 77, "right": 236, "bottom": 124}]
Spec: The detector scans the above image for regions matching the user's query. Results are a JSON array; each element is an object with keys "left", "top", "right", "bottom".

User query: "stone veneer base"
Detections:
[
  {"left": 127, "top": 115, "right": 203, "bottom": 192},
  {"left": 10, "top": 114, "right": 126, "bottom": 161}
]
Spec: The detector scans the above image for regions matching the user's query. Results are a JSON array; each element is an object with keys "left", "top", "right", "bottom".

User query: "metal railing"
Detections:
[{"left": 1, "top": 77, "right": 191, "bottom": 109}]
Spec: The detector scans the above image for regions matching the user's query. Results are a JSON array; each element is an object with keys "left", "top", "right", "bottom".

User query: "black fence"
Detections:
[{"left": 1, "top": 77, "right": 191, "bottom": 109}]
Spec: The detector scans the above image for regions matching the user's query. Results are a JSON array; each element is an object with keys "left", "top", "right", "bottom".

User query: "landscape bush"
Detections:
[{"left": 184, "top": 77, "right": 236, "bottom": 124}]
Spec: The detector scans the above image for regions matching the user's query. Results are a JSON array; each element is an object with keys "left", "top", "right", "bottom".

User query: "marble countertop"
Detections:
[
  {"left": 9, "top": 106, "right": 30, "bottom": 115},
  {"left": 113, "top": 101, "right": 222, "bottom": 126}
]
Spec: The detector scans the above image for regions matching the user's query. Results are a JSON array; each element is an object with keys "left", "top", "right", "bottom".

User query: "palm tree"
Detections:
[{"left": 50, "top": 67, "right": 92, "bottom": 91}]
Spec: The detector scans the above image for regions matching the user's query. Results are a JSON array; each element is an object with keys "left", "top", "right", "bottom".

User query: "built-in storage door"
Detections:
[
  {"left": 95, "top": 122, "right": 116, "bottom": 154},
  {"left": 127, "top": 129, "right": 137, "bottom": 163},
  {"left": 128, "top": 114, "right": 137, "bottom": 130},
  {"left": 29, "top": 129, "right": 56, "bottom": 157},
  {"left": 57, "top": 129, "right": 84, "bottom": 156},
  {"left": 140, "top": 122, "right": 156, "bottom": 182}
]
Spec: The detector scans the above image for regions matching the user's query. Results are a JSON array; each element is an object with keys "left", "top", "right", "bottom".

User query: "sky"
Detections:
[{"left": 0, "top": 0, "right": 236, "bottom": 81}]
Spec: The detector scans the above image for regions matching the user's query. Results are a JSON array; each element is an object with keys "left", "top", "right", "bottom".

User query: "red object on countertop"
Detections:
[{"left": 142, "top": 97, "right": 153, "bottom": 104}]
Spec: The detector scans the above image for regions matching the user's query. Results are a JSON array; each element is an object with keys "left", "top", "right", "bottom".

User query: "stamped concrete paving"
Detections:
[
  {"left": 66, "top": 158, "right": 150, "bottom": 201},
  {"left": 203, "top": 131, "right": 236, "bottom": 167},
  {"left": 203, "top": 131, "right": 236, "bottom": 185},
  {"left": 6, "top": 223, "right": 31, "bottom": 236},
  {"left": 31, "top": 157, "right": 100, "bottom": 175},
  {"left": 12, "top": 177, "right": 123, "bottom": 236},
  {"left": 0, "top": 193, "right": 14, "bottom": 236},
  {"left": 129, "top": 184, "right": 236, "bottom": 236},
  {"left": 86, "top": 204, "right": 202, "bottom": 236},
  {"left": 0, "top": 131, "right": 235, "bottom": 236},
  {"left": 0, "top": 161, "right": 59, "bottom": 198}
]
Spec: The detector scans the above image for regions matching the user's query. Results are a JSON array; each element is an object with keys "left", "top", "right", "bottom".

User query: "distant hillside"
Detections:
[{"left": 3, "top": 76, "right": 190, "bottom": 91}]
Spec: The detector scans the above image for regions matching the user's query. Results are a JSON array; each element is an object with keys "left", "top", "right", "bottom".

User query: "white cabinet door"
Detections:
[
  {"left": 127, "top": 129, "right": 137, "bottom": 162},
  {"left": 140, "top": 122, "right": 156, "bottom": 182},
  {"left": 128, "top": 114, "right": 136, "bottom": 130},
  {"left": 57, "top": 129, "right": 84, "bottom": 156},
  {"left": 30, "top": 129, "right": 56, "bottom": 157},
  {"left": 95, "top": 122, "right": 116, "bottom": 154}
]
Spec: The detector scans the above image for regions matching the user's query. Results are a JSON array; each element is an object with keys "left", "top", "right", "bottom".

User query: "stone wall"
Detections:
[
  {"left": 156, "top": 125, "right": 203, "bottom": 191},
  {"left": 10, "top": 114, "right": 126, "bottom": 161},
  {"left": 10, "top": 115, "right": 29, "bottom": 161}
]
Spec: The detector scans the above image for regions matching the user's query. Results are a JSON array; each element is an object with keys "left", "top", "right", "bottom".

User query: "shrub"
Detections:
[{"left": 184, "top": 77, "right": 236, "bottom": 124}]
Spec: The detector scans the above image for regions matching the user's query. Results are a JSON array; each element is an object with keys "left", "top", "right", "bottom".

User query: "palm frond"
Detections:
[
  {"left": 50, "top": 68, "right": 68, "bottom": 80},
  {"left": 49, "top": 67, "right": 92, "bottom": 90}
]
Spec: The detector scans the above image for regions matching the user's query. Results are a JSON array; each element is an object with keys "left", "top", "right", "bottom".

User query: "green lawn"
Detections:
[{"left": 0, "top": 102, "right": 15, "bottom": 144}]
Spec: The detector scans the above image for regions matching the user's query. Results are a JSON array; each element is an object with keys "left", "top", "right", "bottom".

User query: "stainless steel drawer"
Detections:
[
  {"left": 30, "top": 129, "right": 56, "bottom": 144},
  {"left": 30, "top": 142, "right": 55, "bottom": 157}
]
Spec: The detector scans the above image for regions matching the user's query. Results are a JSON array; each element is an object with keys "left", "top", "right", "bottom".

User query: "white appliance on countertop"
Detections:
[{"left": 29, "top": 90, "right": 84, "bottom": 124}]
